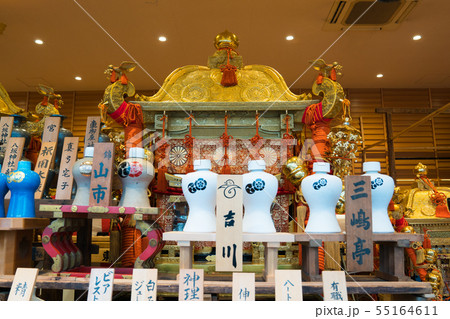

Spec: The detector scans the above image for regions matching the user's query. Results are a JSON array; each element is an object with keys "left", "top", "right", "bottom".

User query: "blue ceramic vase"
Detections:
[
  {"left": 7, "top": 161, "right": 40, "bottom": 218},
  {"left": 0, "top": 164, "right": 7, "bottom": 218}
]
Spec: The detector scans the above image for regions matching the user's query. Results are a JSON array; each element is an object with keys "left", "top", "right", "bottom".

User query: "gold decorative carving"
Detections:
[{"left": 136, "top": 65, "right": 310, "bottom": 103}]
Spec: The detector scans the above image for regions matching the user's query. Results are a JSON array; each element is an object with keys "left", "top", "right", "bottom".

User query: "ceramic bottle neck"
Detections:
[{"left": 365, "top": 170, "right": 379, "bottom": 174}]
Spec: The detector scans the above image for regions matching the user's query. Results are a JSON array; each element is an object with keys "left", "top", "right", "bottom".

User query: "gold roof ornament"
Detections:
[{"left": 214, "top": 30, "right": 239, "bottom": 50}]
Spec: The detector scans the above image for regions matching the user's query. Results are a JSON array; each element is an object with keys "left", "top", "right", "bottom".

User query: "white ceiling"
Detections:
[{"left": 1, "top": 0, "right": 450, "bottom": 93}]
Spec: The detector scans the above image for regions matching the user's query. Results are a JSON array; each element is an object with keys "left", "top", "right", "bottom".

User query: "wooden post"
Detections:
[
  {"left": 34, "top": 141, "right": 57, "bottom": 199},
  {"left": 41, "top": 116, "right": 61, "bottom": 143},
  {"left": 216, "top": 175, "right": 243, "bottom": 272},
  {"left": 2, "top": 137, "right": 25, "bottom": 175},
  {"left": 345, "top": 175, "right": 373, "bottom": 272},
  {"left": 55, "top": 137, "right": 79, "bottom": 200},
  {"left": 232, "top": 272, "right": 255, "bottom": 301},
  {"left": 385, "top": 112, "right": 397, "bottom": 181},
  {"left": 0, "top": 117, "right": 13, "bottom": 153},
  {"left": 179, "top": 269, "right": 204, "bottom": 301},
  {"left": 89, "top": 143, "right": 114, "bottom": 206},
  {"left": 84, "top": 116, "right": 101, "bottom": 148}
]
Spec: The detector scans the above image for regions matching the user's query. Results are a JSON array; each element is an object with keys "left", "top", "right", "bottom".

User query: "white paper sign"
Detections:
[
  {"left": 322, "top": 270, "right": 348, "bottom": 301},
  {"left": 275, "top": 269, "right": 303, "bottom": 301},
  {"left": 179, "top": 269, "right": 204, "bottom": 301},
  {"left": 8, "top": 268, "right": 39, "bottom": 301},
  {"left": 232, "top": 272, "right": 255, "bottom": 301},
  {"left": 87, "top": 268, "right": 115, "bottom": 301},
  {"left": 131, "top": 268, "right": 158, "bottom": 301}
]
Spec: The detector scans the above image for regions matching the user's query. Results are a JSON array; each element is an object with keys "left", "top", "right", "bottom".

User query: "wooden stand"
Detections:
[
  {"left": 295, "top": 233, "right": 346, "bottom": 281},
  {"left": 0, "top": 218, "right": 49, "bottom": 275},
  {"left": 163, "top": 231, "right": 295, "bottom": 282},
  {"left": 373, "top": 233, "right": 424, "bottom": 281}
]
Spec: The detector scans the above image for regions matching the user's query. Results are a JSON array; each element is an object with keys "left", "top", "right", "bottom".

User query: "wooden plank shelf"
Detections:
[{"left": 0, "top": 274, "right": 433, "bottom": 295}]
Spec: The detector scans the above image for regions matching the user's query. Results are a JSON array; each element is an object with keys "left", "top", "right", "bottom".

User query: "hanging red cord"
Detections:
[
  {"left": 219, "top": 47, "right": 239, "bottom": 87},
  {"left": 220, "top": 113, "right": 233, "bottom": 174},
  {"left": 250, "top": 112, "right": 263, "bottom": 146},
  {"left": 184, "top": 114, "right": 195, "bottom": 172}
]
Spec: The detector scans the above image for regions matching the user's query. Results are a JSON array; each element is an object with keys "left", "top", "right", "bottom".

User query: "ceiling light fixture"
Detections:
[
  {"left": 34, "top": 39, "right": 44, "bottom": 45},
  {"left": 412, "top": 35, "right": 422, "bottom": 41},
  {"left": 158, "top": 36, "right": 167, "bottom": 42},
  {"left": 286, "top": 35, "right": 294, "bottom": 41},
  {"left": 376, "top": 74, "right": 384, "bottom": 78},
  {"left": 75, "top": 76, "right": 82, "bottom": 81}
]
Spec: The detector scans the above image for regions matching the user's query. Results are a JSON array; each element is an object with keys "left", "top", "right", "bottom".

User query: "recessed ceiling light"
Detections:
[
  {"left": 412, "top": 35, "right": 422, "bottom": 41},
  {"left": 74, "top": 76, "right": 82, "bottom": 81},
  {"left": 376, "top": 74, "right": 384, "bottom": 78},
  {"left": 158, "top": 36, "right": 167, "bottom": 42},
  {"left": 34, "top": 39, "right": 44, "bottom": 45},
  {"left": 286, "top": 35, "right": 294, "bottom": 41}
]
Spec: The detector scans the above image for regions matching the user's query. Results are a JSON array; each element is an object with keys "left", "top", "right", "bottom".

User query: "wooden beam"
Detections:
[
  {"left": 385, "top": 112, "right": 396, "bottom": 180},
  {"left": 0, "top": 275, "right": 433, "bottom": 295}
]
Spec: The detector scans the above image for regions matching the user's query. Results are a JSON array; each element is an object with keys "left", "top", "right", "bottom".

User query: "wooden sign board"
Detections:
[
  {"left": 179, "top": 269, "right": 204, "bottom": 301},
  {"left": 275, "top": 270, "right": 303, "bottom": 301},
  {"left": 1, "top": 137, "right": 25, "bottom": 175},
  {"left": 0, "top": 117, "right": 13, "bottom": 153},
  {"left": 89, "top": 143, "right": 114, "bottom": 206},
  {"left": 55, "top": 137, "right": 79, "bottom": 200},
  {"left": 87, "top": 268, "right": 115, "bottom": 301},
  {"left": 84, "top": 116, "right": 101, "bottom": 148},
  {"left": 41, "top": 116, "right": 61, "bottom": 143},
  {"left": 34, "top": 141, "right": 57, "bottom": 199},
  {"left": 345, "top": 175, "right": 373, "bottom": 272},
  {"left": 216, "top": 175, "right": 243, "bottom": 272},
  {"left": 322, "top": 271, "right": 348, "bottom": 301},
  {"left": 8, "top": 268, "right": 39, "bottom": 301},
  {"left": 131, "top": 268, "right": 158, "bottom": 301},
  {"left": 232, "top": 272, "right": 255, "bottom": 301}
]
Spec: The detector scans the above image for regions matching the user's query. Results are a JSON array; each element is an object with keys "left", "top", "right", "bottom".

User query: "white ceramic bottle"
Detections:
[
  {"left": 363, "top": 161, "right": 395, "bottom": 233},
  {"left": 118, "top": 147, "right": 154, "bottom": 208},
  {"left": 242, "top": 160, "right": 277, "bottom": 233},
  {"left": 182, "top": 159, "right": 217, "bottom": 232},
  {"left": 72, "top": 147, "right": 94, "bottom": 206},
  {"left": 302, "top": 162, "right": 342, "bottom": 233}
]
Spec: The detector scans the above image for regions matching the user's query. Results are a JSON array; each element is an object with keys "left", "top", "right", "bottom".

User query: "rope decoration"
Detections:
[{"left": 220, "top": 113, "right": 233, "bottom": 174}]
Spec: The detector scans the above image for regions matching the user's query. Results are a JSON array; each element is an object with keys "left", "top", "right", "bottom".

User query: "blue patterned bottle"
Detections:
[
  {"left": 242, "top": 160, "right": 277, "bottom": 233},
  {"left": 182, "top": 159, "right": 217, "bottom": 232},
  {"left": 302, "top": 162, "right": 342, "bottom": 233},
  {"left": 7, "top": 161, "right": 40, "bottom": 218},
  {"left": 0, "top": 164, "right": 7, "bottom": 218},
  {"left": 363, "top": 161, "right": 395, "bottom": 233}
]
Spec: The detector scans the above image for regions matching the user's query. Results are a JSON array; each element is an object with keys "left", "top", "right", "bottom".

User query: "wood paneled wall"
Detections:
[{"left": 8, "top": 88, "right": 450, "bottom": 188}]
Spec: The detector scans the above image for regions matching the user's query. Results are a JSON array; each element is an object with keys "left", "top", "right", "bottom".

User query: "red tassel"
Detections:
[
  {"left": 436, "top": 204, "right": 450, "bottom": 218},
  {"left": 316, "top": 73, "right": 323, "bottom": 85},
  {"left": 221, "top": 65, "right": 238, "bottom": 87},
  {"left": 156, "top": 166, "right": 168, "bottom": 193},
  {"left": 42, "top": 96, "right": 48, "bottom": 106},
  {"left": 423, "top": 229, "right": 431, "bottom": 249},
  {"left": 330, "top": 68, "right": 337, "bottom": 81},
  {"left": 121, "top": 73, "right": 128, "bottom": 85},
  {"left": 221, "top": 164, "right": 231, "bottom": 174},
  {"left": 110, "top": 70, "right": 116, "bottom": 83}
]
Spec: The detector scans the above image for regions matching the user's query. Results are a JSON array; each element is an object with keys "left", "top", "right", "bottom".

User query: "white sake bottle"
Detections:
[
  {"left": 302, "top": 162, "right": 342, "bottom": 233},
  {"left": 72, "top": 147, "right": 94, "bottom": 206}
]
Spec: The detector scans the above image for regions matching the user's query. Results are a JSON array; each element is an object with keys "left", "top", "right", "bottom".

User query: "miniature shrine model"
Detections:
[{"left": 0, "top": 31, "right": 449, "bottom": 301}]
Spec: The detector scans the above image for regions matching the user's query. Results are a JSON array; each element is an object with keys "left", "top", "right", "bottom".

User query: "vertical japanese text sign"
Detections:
[
  {"left": 41, "top": 116, "right": 61, "bottom": 143},
  {"left": 89, "top": 143, "right": 115, "bottom": 206},
  {"left": 1, "top": 137, "right": 25, "bottom": 175},
  {"left": 131, "top": 269, "right": 158, "bottom": 301},
  {"left": 84, "top": 116, "right": 101, "bottom": 148},
  {"left": 345, "top": 175, "right": 373, "bottom": 272},
  {"left": 7, "top": 268, "right": 39, "bottom": 301},
  {"left": 322, "top": 271, "right": 348, "bottom": 301},
  {"left": 34, "top": 141, "right": 57, "bottom": 199},
  {"left": 55, "top": 137, "right": 79, "bottom": 199},
  {"left": 275, "top": 269, "right": 303, "bottom": 301},
  {"left": 216, "top": 175, "right": 243, "bottom": 272},
  {"left": 0, "top": 116, "right": 13, "bottom": 153},
  {"left": 179, "top": 269, "right": 204, "bottom": 301},
  {"left": 232, "top": 272, "right": 255, "bottom": 301},
  {"left": 87, "top": 268, "right": 115, "bottom": 301}
]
